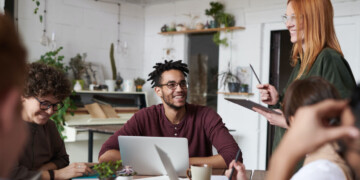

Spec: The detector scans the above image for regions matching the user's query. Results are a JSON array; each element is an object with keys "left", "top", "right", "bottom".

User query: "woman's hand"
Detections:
[
  {"left": 225, "top": 160, "right": 248, "bottom": 180},
  {"left": 54, "top": 162, "right": 93, "bottom": 179},
  {"left": 256, "top": 84, "right": 279, "bottom": 105},
  {"left": 253, "top": 108, "right": 288, "bottom": 129}
]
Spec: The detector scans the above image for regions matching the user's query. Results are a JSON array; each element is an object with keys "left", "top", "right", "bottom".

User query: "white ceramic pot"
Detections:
[
  {"left": 115, "top": 176, "right": 133, "bottom": 180},
  {"left": 105, "top": 79, "right": 116, "bottom": 92},
  {"left": 123, "top": 80, "right": 134, "bottom": 92}
]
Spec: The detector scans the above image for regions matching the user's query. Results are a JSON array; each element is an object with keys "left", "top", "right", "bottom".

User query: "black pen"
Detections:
[
  {"left": 249, "top": 64, "right": 262, "bottom": 84},
  {"left": 229, "top": 149, "right": 241, "bottom": 180}
]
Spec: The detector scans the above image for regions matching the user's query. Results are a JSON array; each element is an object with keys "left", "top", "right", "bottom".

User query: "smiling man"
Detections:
[{"left": 99, "top": 60, "right": 241, "bottom": 168}]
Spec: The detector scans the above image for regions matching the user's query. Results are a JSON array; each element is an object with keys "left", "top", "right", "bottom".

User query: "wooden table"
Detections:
[{"left": 75, "top": 124, "right": 124, "bottom": 162}]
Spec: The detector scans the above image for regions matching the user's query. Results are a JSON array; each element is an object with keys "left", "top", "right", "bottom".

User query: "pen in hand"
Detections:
[{"left": 229, "top": 149, "right": 242, "bottom": 180}]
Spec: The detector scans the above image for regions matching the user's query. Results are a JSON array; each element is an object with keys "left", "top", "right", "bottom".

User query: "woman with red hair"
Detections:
[{"left": 255, "top": 0, "right": 356, "bottom": 154}]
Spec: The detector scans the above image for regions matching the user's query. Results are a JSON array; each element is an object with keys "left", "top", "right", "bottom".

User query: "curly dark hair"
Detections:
[
  {"left": 147, "top": 60, "right": 189, "bottom": 88},
  {"left": 23, "top": 62, "right": 71, "bottom": 101}
]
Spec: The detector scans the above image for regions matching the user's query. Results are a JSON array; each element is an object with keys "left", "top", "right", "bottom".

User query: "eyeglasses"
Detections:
[
  {"left": 34, "top": 97, "right": 64, "bottom": 111},
  {"left": 281, "top": 14, "right": 297, "bottom": 24},
  {"left": 158, "top": 81, "right": 188, "bottom": 90}
]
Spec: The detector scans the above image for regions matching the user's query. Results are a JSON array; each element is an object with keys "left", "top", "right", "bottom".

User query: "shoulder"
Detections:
[
  {"left": 291, "top": 159, "right": 346, "bottom": 180},
  {"left": 316, "top": 48, "right": 343, "bottom": 64},
  {"left": 45, "top": 120, "right": 57, "bottom": 130}
]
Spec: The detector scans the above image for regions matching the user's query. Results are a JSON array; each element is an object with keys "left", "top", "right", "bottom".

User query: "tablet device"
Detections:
[
  {"left": 118, "top": 136, "right": 189, "bottom": 176},
  {"left": 225, "top": 98, "right": 281, "bottom": 115}
]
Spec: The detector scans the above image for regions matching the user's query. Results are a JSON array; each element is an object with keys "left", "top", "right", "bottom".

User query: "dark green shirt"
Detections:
[{"left": 272, "top": 48, "right": 356, "bottom": 167}]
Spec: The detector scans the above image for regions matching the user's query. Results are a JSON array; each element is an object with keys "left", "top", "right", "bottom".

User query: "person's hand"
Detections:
[
  {"left": 284, "top": 100, "right": 359, "bottom": 154},
  {"left": 256, "top": 84, "right": 279, "bottom": 105},
  {"left": 225, "top": 160, "right": 247, "bottom": 180},
  {"left": 266, "top": 100, "right": 359, "bottom": 180},
  {"left": 54, "top": 162, "right": 93, "bottom": 179},
  {"left": 253, "top": 108, "right": 288, "bottom": 129}
]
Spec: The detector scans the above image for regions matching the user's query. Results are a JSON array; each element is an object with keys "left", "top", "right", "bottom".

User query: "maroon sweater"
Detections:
[{"left": 99, "top": 103, "right": 242, "bottom": 166}]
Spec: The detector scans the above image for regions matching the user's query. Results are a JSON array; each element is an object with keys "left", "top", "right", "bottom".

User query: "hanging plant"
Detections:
[
  {"left": 213, "top": 32, "right": 228, "bottom": 47},
  {"left": 32, "top": 0, "right": 43, "bottom": 23}
]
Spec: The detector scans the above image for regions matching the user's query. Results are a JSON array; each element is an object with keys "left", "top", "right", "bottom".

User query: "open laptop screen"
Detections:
[{"left": 118, "top": 136, "right": 189, "bottom": 176}]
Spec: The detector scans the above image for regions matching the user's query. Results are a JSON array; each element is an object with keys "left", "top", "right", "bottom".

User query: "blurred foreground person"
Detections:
[{"left": 0, "top": 14, "right": 28, "bottom": 179}]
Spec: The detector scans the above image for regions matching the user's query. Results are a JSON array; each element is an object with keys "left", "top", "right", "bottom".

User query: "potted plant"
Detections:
[
  {"left": 93, "top": 160, "right": 122, "bottom": 180},
  {"left": 218, "top": 62, "right": 240, "bottom": 92},
  {"left": 106, "top": 43, "right": 117, "bottom": 92},
  {"left": 134, "top": 77, "right": 146, "bottom": 92},
  {"left": 240, "top": 84, "right": 249, "bottom": 93},
  {"left": 205, "top": 2, "right": 224, "bottom": 28},
  {"left": 69, "top": 53, "right": 86, "bottom": 90},
  {"left": 115, "top": 166, "right": 137, "bottom": 180}
]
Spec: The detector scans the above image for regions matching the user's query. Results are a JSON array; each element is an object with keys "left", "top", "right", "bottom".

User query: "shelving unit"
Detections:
[
  {"left": 217, "top": 92, "right": 254, "bottom": 96},
  {"left": 158, "top": 26, "right": 245, "bottom": 35}
]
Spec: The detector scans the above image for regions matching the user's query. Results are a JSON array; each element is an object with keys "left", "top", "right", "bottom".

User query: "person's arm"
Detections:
[
  {"left": 39, "top": 162, "right": 57, "bottom": 171},
  {"left": 252, "top": 108, "right": 288, "bottom": 129},
  {"left": 47, "top": 121, "right": 69, "bottom": 169},
  {"left": 266, "top": 100, "right": 359, "bottom": 180},
  {"left": 99, "top": 150, "right": 121, "bottom": 163},
  {"left": 203, "top": 108, "right": 241, "bottom": 168},
  {"left": 10, "top": 164, "right": 42, "bottom": 180},
  {"left": 189, "top": 155, "right": 226, "bottom": 168},
  {"left": 99, "top": 112, "right": 143, "bottom": 162}
]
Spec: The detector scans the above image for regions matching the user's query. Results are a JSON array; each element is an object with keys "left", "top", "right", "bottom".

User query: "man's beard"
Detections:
[{"left": 162, "top": 92, "right": 186, "bottom": 110}]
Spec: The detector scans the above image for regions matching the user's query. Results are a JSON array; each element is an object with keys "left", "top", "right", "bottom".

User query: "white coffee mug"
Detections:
[
  {"left": 186, "top": 164, "right": 212, "bottom": 180},
  {"left": 105, "top": 80, "right": 116, "bottom": 92},
  {"left": 123, "top": 80, "right": 134, "bottom": 92}
]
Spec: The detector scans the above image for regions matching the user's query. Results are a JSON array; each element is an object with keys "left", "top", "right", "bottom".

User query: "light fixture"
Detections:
[{"left": 40, "top": 0, "right": 50, "bottom": 47}]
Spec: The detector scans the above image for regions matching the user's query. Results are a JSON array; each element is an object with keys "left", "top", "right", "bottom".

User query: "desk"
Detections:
[{"left": 75, "top": 125, "right": 124, "bottom": 162}]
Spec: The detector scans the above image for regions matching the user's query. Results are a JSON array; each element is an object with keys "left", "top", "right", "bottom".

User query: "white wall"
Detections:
[
  {"left": 143, "top": 0, "right": 360, "bottom": 170},
  {"left": 17, "top": 0, "right": 145, "bottom": 81}
]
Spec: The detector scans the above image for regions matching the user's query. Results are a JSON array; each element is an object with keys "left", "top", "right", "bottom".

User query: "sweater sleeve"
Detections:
[
  {"left": 10, "top": 163, "right": 41, "bottom": 180},
  {"left": 203, "top": 108, "right": 241, "bottom": 166},
  {"left": 98, "top": 112, "right": 142, "bottom": 158},
  {"left": 48, "top": 121, "right": 69, "bottom": 169}
]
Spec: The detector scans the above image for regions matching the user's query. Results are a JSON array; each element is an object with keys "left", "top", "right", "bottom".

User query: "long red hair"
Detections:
[{"left": 288, "top": 0, "right": 343, "bottom": 79}]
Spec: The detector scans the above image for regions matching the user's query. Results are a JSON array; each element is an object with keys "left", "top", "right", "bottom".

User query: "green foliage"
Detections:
[
  {"left": 93, "top": 160, "right": 122, "bottom": 179},
  {"left": 205, "top": 2, "right": 235, "bottom": 46},
  {"left": 37, "top": 47, "right": 76, "bottom": 139},
  {"left": 32, "top": 0, "right": 43, "bottom": 23},
  {"left": 205, "top": 2, "right": 224, "bottom": 20},
  {"left": 134, "top": 77, "right": 146, "bottom": 86},
  {"left": 213, "top": 32, "right": 228, "bottom": 47},
  {"left": 110, "top": 43, "right": 117, "bottom": 80},
  {"left": 69, "top": 53, "right": 86, "bottom": 79},
  {"left": 38, "top": 47, "right": 69, "bottom": 72}
]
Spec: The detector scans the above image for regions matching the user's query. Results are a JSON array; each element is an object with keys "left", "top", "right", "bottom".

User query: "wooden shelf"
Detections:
[
  {"left": 217, "top": 92, "right": 254, "bottom": 96},
  {"left": 158, "top": 26, "right": 245, "bottom": 35}
]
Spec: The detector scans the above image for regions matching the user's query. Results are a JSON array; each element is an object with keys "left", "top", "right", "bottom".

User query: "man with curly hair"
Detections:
[
  {"left": 11, "top": 62, "right": 93, "bottom": 180},
  {"left": 99, "top": 60, "right": 241, "bottom": 169}
]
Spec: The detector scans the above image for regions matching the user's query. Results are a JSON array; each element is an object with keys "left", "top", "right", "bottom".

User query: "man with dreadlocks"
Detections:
[{"left": 98, "top": 60, "right": 241, "bottom": 168}]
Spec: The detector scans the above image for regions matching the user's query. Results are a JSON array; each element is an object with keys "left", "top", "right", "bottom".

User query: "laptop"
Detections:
[{"left": 118, "top": 136, "right": 189, "bottom": 176}]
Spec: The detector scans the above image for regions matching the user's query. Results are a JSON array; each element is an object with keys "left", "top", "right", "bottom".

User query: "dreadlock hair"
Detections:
[{"left": 147, "top": 60, "right": 189, "bottom": 88}]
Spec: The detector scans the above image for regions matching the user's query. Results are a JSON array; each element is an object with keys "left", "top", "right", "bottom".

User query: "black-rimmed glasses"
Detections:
[
  {"left": 34, "top": 97, "right": 64, "bottom": 111},
  {"left": 158, "top": 81, "right": 188, "bottom": 90}
]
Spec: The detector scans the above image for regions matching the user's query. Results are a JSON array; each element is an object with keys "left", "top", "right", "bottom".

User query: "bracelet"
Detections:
[{"left": 48, "top": 170, "right": 54, "bottom": 180}]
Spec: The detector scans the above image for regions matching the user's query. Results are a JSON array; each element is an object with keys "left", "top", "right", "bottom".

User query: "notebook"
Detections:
[{"left": 118, "top": 136, "right": 189, "bottom": 177}]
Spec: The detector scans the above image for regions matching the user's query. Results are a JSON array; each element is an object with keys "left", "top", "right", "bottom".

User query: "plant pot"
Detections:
[
  {"left": 135, "top": 85, "right": 143, "bottom": 92},
  {"left": 228, "top": 82, "right": 240, "bottom": 92},
  {"left": 73, "top": 79, "right": 84, "bottom": 91},
  {"left": 105, "top": 79, "right": 116, "bottom": 92},
  {"left": 240, "top": 85, "right": 249, "bottom": 93},
  {"left": 115, "top": 176, "right": 133, "bottom": 180}
]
